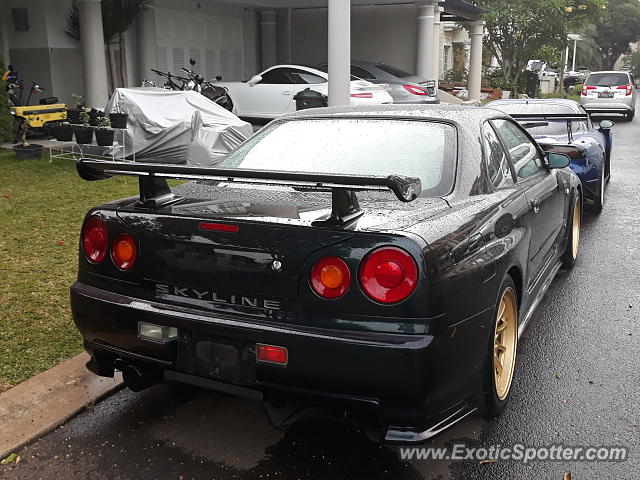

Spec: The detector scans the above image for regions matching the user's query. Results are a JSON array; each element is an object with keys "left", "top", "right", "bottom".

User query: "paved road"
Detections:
[{"left": 2, "top": 112, "right": 639, "bottom": 480}]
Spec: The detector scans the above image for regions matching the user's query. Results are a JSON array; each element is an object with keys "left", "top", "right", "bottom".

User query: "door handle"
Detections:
[
  {"left": 531, "top": 198, "right": 540, "bottom": 214},
  {"left": 281, "top": 90, "right": 291, "bottom": 95}
]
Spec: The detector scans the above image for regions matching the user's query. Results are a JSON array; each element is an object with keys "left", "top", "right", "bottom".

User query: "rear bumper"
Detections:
[
  {"left": 72, "top": 282, "right": 487, "bottom": 436},
  {"left": 580, "top": 98, "right": 634, "bottom": 113}
]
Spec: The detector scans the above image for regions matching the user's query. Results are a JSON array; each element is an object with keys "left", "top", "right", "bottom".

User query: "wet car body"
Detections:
[
  {"left": 317, "top": 61, "right": 438, "bottom": 104},
  {"left": 71, "top": 105, "right": 581, "bottom": 443},
  {"left": 488, "top": 98, "right": 612, "bottom": 212}
]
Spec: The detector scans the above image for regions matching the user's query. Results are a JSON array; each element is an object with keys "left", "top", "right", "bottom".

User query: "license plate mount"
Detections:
[{"left": 176, "top": 332, "right": 256, "bottom": 383}]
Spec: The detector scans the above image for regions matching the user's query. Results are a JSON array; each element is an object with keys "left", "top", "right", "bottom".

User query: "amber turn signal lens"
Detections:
[
  {"left": 310, "top": 256, "right": 351, "bottom": 299},
  {"left": 111, "top": 233, "right": 137, "bottom": 270}
]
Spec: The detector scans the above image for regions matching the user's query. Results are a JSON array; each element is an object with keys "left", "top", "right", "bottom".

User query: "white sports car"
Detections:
[{"left": 217, "top": 64, "right": 393, "bottom": 119}]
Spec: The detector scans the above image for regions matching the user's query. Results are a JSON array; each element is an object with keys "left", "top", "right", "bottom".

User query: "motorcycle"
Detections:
[{"left": 147, "top": 59, "right": 233, "bottom": 112}]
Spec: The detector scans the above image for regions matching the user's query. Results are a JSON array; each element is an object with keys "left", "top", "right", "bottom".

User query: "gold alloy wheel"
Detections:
[
  {"left": 493, "top": 287, "right": 518, "bottom": 401},
  {"left": 572, "top": 197, "right": 581, "bottom": 260}
]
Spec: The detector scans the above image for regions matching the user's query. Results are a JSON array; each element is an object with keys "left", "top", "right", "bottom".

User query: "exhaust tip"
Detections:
[{"left": 122, "top": 364, "right": 155, "bottom": 392}]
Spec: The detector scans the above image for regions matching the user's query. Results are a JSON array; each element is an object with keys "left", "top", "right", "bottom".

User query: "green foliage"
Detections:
[
  {"left": 65, "top": 0, "right": 147, "bottom": 42},
  {"left": 469, "top": 0, "right": 606, "bottom": 90},
  {"left": 79, "top": 107, "right": 90, "bottom": 125},
  {"left": 592, "top": 0, "right": 640, "bottom": 70},
  {"left": 445, "top": 67, "right": 469, "bottom": 83},
  {"left": 97, "top": 116, "right": 111, "bottom": 128},
  {"left": 624, "top": 50, "right": 640, "bottom": 77},
  {"left": 0, "top": 56, "right": 14, "bottom": 143}
]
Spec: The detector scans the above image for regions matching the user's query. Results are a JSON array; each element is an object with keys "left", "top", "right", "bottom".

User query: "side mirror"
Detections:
[
  {"left": 189, "top": 58, "right": 196, "bottom": 66},
  {"left": 599, "top": 119, "right": 614, "bottom": 129},
  {"left": 247, "top": 74, "right": 262, "bottom": 86},
  {"left": 547, "top": 152, "right": 571, "bottom": 169},
  {"left": 215, "top": 75, "right": 222, "bottom": 81}
]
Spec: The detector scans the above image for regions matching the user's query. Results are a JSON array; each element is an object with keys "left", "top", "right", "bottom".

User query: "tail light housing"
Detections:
[
  {"left": 310, "top": 256, "right": 351, "bottom": 299},
  {"left": 111, "top": 233, "right": 137, "bottom": 270},
  {"left": 617, "top": 84, "right": 634, "bottom": 96},
  {"left": 359, "top": 246, "right": 418, "bottom": 303},
  {"left": 582, "top": 85, "right": 596, "bottom": 96},
  {"left": 351, "top": 92, "right": 373, "bottom": 98},
  {"left": 403, "top": 85, "right": 429, "bottom": 96},
  {"left": 256, "top": 344, "right": 288, "bottom": 365},
  {"left": 81, "top": 215, "right": 108, "bottom": 264}
]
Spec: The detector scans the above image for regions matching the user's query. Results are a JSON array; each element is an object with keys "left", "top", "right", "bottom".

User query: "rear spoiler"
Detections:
[
  {"left": 509, "top": 113, "right": 588, "bottom": 142},
  {"left": 76, "top": 159, "right": 421, "bottom": 227},
  {"left": 508, "top": 113, "right": 589, "bottom": 120}
]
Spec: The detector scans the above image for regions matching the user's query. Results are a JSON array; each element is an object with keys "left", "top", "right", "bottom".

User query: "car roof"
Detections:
[
  {"left": 283, "top": 104, "right": 504, "bottom": 123},
  {"left": 487, "top": 98, "right": 583, "bottom": 113}
]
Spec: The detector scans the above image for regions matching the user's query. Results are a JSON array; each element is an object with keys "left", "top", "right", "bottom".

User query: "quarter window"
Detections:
[
  {"left": 259, "top": 68, "right": 291, "bottom": 84},
  {"left": 492, "top": 119, "right": 544, "bottom": 179},
  {"left": 483, "top": 123, "right": 514, "bottom": 188}
]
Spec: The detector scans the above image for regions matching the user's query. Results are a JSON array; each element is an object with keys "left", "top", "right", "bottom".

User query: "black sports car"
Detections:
[{"left": 71, "top": 105, "right": 582, "bottom": 443}]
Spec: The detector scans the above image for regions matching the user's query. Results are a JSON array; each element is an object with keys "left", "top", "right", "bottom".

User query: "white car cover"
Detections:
[{"left": 104, "top": 88, "right": 253, "bottom": 166}]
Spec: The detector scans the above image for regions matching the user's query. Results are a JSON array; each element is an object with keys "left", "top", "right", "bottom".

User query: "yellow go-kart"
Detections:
[{"left": 9, "top": 81, "right": 67, "bottom": 140}]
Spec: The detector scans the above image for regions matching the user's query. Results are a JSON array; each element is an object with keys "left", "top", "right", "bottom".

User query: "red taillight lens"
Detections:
[
  {"left": 582, "top": 85, "right": 596, "bottom": 96},
  {"left": 359, "top": 247, "right": 418, "bottom": 304},
  {"left": 310, "top": 256, "right": 351, "bottom": 299},
  {"left": 616, "top": 84, "right": 633, "bottom": 96},
  {"left": 199, "top": 222, "right": 239, "bottom": 233},
  {"left": 403, "top": 84, "right": 428, "bottom": 96},
  {"left": 256, "top": 344, "right": 288, "bottom": 365},
  {"left": 351, "top": 92, "right": 373, "bottom": 98},
  {"left": 111, "top": 233, "right": 137, "bottom": 270},
  {"left": 81, "top": 215, "right": 108, "bottom": 264}
]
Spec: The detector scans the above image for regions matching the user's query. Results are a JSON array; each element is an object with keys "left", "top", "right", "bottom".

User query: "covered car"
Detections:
[{"left": 105, "top": 88, "right": 253, "bottom": 166}]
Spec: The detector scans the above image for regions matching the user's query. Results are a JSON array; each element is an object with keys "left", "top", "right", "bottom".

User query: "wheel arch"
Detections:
[{"left": 505, "top": 265, "right": 523, "bottom": 309}]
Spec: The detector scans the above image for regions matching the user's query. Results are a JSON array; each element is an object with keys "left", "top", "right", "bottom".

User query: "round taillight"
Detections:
[
  {"left": 310, "top": 256, "right": 351, "bottom": 299},
  {"left": 111, "top": 233, "right": 137, "bottom": 270},
  {"left": 359, "top": 247, "right": 418, "bottom": 303},
  {"left": 81, "top": 215, "right": 108, "bottom": 264}
]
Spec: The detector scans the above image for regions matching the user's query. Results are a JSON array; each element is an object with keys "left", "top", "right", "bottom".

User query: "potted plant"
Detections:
[
  {"left": 72, "top": 107, "right": 93, "bottom": 144},
  {"left": 51, "top": 121, "right": 73, "bottom": 141},
  {"left": 88, "top": 108, "right": 104, "bottom": 127},
  {"left": 95, "top": 116, "right": 115, "bottom": 146},
  {"left": 13, "top": 120, "right": 43, "bottom": 159},
  {"left": 109, "top": 98, "right": 128, "bottom": 129},
  {"left": 67, "top": 94, "right": 84, "bottom": 124}
]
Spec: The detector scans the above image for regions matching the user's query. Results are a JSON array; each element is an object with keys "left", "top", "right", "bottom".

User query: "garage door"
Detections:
[{"left": 155, "top": 8, "right": 244, "bottom": 83}]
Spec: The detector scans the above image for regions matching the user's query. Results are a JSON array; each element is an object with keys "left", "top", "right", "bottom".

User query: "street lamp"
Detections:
[{"left": 567, "top": 33, "right": 585, "bottom": 73}]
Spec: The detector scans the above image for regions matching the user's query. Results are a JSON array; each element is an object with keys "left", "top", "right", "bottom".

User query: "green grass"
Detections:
[
  {"left": 0, "top": 151, "right": 140, "bottom": 391},
  {"left": 539, "top": 92, "right": 581, "bottom": 102}
]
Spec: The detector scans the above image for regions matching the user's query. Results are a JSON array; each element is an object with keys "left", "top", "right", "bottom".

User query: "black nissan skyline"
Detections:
[{"left": 71, "top": 104, "right": 583, "bottom": 443}]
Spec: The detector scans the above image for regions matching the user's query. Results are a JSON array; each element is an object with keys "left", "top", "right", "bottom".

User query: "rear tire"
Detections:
[
  {"left": 482, "top": 275, "right": 519, "bottom": 418},
  {"left": 562, "top": 194, "right": 581, "bottom": 269}
]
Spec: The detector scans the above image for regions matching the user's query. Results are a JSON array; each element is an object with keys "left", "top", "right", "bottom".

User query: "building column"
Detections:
[
  {"left": 416, "top": 0, "right": 437, "bottom": 80},
  {"left": 260, "top": 10, "right": 277, "bottom": 69},
  {"left": 327, "top": 0, "right": 350, "bottom": 107},
  {"left": 77, "top": 0, "right": 109, "bottom": 108},
  {"left": 467, "top": 20, "right": 484, "bottom": 102},
  {"left": 136, "top": 2, "right": 157, "bottom": 85},
  {"left": 432, "top": 6, "right": 441, "bottom": 84}
]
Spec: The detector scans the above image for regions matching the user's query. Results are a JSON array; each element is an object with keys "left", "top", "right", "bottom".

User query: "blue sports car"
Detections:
[{"left": 488, "top": 99, "right": 613, "bottom": 213}]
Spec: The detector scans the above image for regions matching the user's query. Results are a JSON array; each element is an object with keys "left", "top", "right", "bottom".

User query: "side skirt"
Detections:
[{"left": 518, "top": 260, "right": 562, "bottom": 339}]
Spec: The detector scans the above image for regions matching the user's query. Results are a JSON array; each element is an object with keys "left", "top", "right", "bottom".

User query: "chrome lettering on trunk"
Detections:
[{"left": 155, "top": 283, "right": 280, "bottom": 310}]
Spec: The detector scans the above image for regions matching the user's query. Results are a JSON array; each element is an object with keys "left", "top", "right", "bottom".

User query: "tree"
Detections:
[
  {"left": 624, "top": 49, "right": 640, "bottom": 77},
  {"left": 470, "top": 0, "right": 606, "bottom": 92},
  {"left": 0, "top": 56, "right": 15, "bottom": 142},
  {"left": 593, "top": 0, "right": 640, "bottom": 70}
]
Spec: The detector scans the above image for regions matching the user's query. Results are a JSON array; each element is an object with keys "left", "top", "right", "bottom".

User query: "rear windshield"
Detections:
[
  {"left": 585, "top": 72, "right": 630, "bottom": 87},
  {"left": 374, "top": 64, "right": 413, "bottom": 78},
  {"left": 218, "top": 119, "right": 457, "bottom": 197}
]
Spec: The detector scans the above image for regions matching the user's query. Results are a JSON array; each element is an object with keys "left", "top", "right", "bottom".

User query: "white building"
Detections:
[{"left": 0, "top": 0, "right": 484, "bottom": 108}]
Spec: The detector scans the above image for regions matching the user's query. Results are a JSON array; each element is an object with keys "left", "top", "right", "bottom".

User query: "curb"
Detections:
[{"left": 0, "top": 352, "right": 123, "bottom": 460}]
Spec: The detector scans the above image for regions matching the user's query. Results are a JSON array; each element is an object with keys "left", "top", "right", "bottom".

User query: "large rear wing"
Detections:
[
  {"left": 508, "top": 113, "right": 589, "bottom": 142},
  {"left": 76, "top": 159, "right": 422, "bottom": 227}
]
